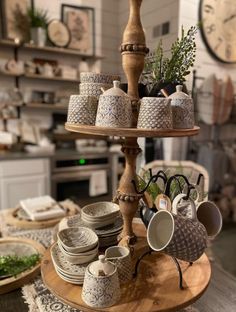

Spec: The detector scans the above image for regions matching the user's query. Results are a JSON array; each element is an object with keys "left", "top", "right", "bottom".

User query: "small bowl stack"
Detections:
[
  {"left": 80, "top": 72, "right": 120, "bottom": 99},
  {"left": 81, "top": 202, "right": 122, "bottom": 247},
  {"left": 81, "top": 202, "right": 120, "bottom": 229},
  {"left": 57, "top": 227, "right": 98, "bottom": 265}
]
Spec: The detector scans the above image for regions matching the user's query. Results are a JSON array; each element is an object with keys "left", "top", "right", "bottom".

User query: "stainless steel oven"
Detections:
[{"left": 51, "top": 150, "right": 124, "bottom": 206}]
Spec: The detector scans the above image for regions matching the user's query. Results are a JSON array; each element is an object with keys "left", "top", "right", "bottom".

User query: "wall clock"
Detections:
[
  {"left": 199, "top": 0, "right": 236, "bottom": 63},
  {"left": 47, "top": 20, "right": 71, "bottom": 48}
]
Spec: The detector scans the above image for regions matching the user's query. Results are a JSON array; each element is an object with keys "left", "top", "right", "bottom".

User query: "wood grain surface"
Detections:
[
  {"left": 0, "top": 237, "right": 45, "bottom": 295},
  {"left": 65, "top": 124, "right": 200, "bottom": 138},
  {"left": 41, "top": 223, "right": 211, "bottom": 312}
]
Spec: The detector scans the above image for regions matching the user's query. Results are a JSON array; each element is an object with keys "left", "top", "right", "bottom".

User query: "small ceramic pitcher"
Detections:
[
  {"left": 105, "top": 246, "right": 132, "bottom": 283},
  {"left": 95, "top": 80, "right": 132, "bottom": 128},
  {"left": 169, "top": 85, "right": 194, "bottom": 129},
  {"left": 82, "top": 255, "right": 120, "bottom": 308}
]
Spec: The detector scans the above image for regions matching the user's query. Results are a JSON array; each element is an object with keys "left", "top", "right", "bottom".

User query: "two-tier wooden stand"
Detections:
[{"left": 41, "top": 0, "right": 210, "bottom": 310}]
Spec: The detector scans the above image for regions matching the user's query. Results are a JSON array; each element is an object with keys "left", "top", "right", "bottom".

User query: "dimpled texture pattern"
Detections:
[
  {"left": 96, "top": 95, "right": 132, "bottom": 128},
  {"left": 80, "top": 83, "right": 112, "bottom": 99},
  {"left": 67, "top": 95, "right": 98, "bottom": 125},
  {"left": 171, "top": 98, "right": 195, "bottom": 129},
  {"left": 137, "top": 97, "right": 173, "bottom": 129},
  {"left": 80, "top": 72, "right": 120, "bottom": 84},
  {"left": 165, "top": 214, "right": 208, "bottom": 262}
]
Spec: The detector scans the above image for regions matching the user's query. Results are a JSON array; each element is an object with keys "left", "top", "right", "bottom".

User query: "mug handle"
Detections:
[{"left": 172, "top": 193, "right": 197, "bottom": 221}]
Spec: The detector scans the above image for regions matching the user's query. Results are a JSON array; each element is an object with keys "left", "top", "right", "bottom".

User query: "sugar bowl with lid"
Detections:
[
  {"left": 82, "top": 255, "right": 121, "bottom": 308},
  {"left": 169, "top": 85, "right": 194, "bottom": 129},
  {"left": 95, "top": 80, "right": 132, "bottom": 128}
]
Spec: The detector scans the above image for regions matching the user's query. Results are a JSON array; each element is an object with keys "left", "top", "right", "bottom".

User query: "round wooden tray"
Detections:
[
  {"left": 65, "top": 123, "right": 200, "bottom": 138},
  {"left": 4, "top": 205, "right": 78, "bottom": 229},
  {"left": 41, "top": 223, "right": 211, "bottom": 312},
  {"left": 0, "top": 237, "right": 45, "bottom": 294}
]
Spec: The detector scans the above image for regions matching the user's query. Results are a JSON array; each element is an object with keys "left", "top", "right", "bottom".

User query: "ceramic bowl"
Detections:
[
  {"left": 82, "top": 217, "right": 119, "bottom": 229},
  {"left": 82, "top": 202, "right": 120, "bottom": 220},
  {"left": 57, "top": 227, "right": 98, "bottom": 253},
  {"left": 80, "top": 83, "right": 112, "bottom": 99},
  {"left": 67, "top": 95, "right": 98, "bottom": 125},
  {"left": 58, "top": 240, "right": 99, "bottom": 257},
  {"left": 80, "top": 72, "right": 120, "bottom": 84},
  {"left": 57, "top": 241, "right": 98, "bottom": 264}
]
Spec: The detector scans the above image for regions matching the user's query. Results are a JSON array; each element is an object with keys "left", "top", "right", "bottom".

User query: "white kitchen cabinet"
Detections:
[{"left": 0, "top": 158, "right": 50, "bottom": 210}]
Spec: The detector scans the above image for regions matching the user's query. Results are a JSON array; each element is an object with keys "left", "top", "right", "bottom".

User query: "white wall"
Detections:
[
  {"left": 118, "top": 0, "right": 180, "bottom": 80},
  {"left": 179, "top": 0, "right": 236, "bottom": 88}
]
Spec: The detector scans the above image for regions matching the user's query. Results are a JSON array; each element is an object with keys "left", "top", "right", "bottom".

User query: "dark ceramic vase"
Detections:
[
  {"left": 149, "top": 81, "right": 188, "bottom": 97},
  {"left": 119, "top": 83, "right": 149, "bottom": 98}
]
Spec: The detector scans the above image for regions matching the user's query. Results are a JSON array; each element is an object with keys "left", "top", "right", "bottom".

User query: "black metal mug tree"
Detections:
[{"left": 131, "top": 171, "right": 204, "bottom": 290}]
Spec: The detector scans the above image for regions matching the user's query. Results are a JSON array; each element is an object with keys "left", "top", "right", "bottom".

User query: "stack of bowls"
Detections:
[
  {"left": 81, "top": 202, "right": 120, "bottom": 229},
  {"left": 79, "top": 72, "right": 120, "bottom": 99},
  {"left": 57, "top": 227, "right": 99, "bottom": 265}
]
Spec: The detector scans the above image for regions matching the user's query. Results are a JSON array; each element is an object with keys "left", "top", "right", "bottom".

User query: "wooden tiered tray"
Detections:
[
  {"left": 65, "top": 123, "right": 200, "bottom": 138},
  {"left": 41, "top": 223, "right": 211, "bottom": 312}
]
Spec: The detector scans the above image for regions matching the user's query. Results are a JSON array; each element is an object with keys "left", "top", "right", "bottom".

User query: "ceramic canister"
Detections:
[
  {"left": 169, "top": 85, "right": 195, "bottom": 129},
  {"left": 95, "top": 80, "right": 132, "bottom": 128},
  {"left": 82, "top": 255, "right": 121, "bottom": 308},
  {"left": 67, "top": 95, "right": 98, "bottom": 125},
  {"left": 137, "top": 97, "right": 173, "bottom": 129}
]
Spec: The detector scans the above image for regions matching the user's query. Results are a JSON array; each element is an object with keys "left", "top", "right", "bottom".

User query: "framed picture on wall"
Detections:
[
  {"left": 61, "top": 5, "right": 95, "bottom": 56},
  {"left": 0, "top": 0, "right": 33, "bottom": 41}
]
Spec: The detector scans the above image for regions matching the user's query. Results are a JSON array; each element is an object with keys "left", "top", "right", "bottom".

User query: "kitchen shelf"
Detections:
[
  {"left": 0, "top": 40, "right": 104, "bottom": 59},
  {"left": 65, "top": 123, "right": 200, "bottom": 138},
  {"left": 23, "top": 43, "right": 104, "bottom": 59},
  {"left": 0, "top": 71, "right": 79, "bottom": 82},
  {"left": 23, "top": 73, "right": 79, "bottom": 83},
  {"left": 24, "top": 103, "right": 68, "bottom": 112}
]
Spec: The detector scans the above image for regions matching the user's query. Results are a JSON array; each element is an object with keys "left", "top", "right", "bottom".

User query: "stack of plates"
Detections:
[
  {"left": 95, "top": 218, "right": 123, "bottom": 247},
  {"left": 51, "top": 243, "right": 88, "bottom": 284},
  {"left": 81, "top": 202, "right": 120, "bottom": 229},
  {"left": 57, "top": 227, "right": 98, "bottom": 265}
]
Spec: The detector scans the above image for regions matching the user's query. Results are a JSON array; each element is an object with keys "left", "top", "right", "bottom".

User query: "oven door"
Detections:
[{"left": 52, "top": 168, "right": 112, "bottom": 207}]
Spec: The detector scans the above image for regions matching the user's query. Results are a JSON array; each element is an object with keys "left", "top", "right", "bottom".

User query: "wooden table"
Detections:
[{"left": 41, "top": 223, "right": 211, "bottom": 312}]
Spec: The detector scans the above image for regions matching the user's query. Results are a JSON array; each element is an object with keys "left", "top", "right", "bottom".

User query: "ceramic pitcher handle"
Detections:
[{"left": 172, "top": 193, "right": 197, "bottom": 221}]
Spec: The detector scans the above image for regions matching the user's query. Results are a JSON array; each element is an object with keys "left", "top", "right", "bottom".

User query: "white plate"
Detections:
[
  {"left": 50, "top": 243, "right": 88, "bottom": 277},
  {"left": 55, "top": 268, "right": 84, "bottom": 285}
]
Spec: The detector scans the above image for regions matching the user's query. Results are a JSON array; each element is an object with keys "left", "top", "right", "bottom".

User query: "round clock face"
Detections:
[
  {"left": 47, "top": 20, "right": 71, "bottom": 48},
  {"left": 200, "top": 0, "right": 236, "bottom": 63}
]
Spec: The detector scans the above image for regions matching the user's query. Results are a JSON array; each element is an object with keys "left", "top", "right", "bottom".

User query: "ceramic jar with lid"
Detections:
[
  {"left": 169, "top": 85, "right": 195, "bottom": 129},
  {"left": 82, "top": 255, "right": 121, "bottom": 308},
  {"left": 95, "top": 80, "right": 132, "bottom": 128}
]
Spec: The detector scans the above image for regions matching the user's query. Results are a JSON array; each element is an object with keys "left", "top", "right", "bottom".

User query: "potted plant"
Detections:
[
  {"left": 27, "top": 7, "right": 48, "bottom": 47},
  {"left": 142, "top": 26, "right": 198, "bottom": 97}
]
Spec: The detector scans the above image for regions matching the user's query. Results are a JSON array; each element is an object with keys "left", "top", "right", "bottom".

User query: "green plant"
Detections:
[
  {"left": 0, "top": 254, "right": 40, "bottom": 278},
  {"left": 27, "top": 7, "right": 48, "bottom": 29},
  {"left": 143, "top": 25, "right": 198, "bottom": 87}
]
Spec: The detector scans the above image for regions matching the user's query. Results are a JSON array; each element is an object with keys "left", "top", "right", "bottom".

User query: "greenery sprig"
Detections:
[
  {"left": 143, "top": 25, "right": 198, "bottom": 87},
  {"left": 27, "top": 7, "right": 48, "bottom": 29},
  {"left": 0, "top": 254, "right": 40, "bottom": 278}
]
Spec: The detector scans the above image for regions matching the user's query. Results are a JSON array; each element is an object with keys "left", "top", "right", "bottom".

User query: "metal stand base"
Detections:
[{"left": 134, "top": 248, "right": 193, "bottom": 290}]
